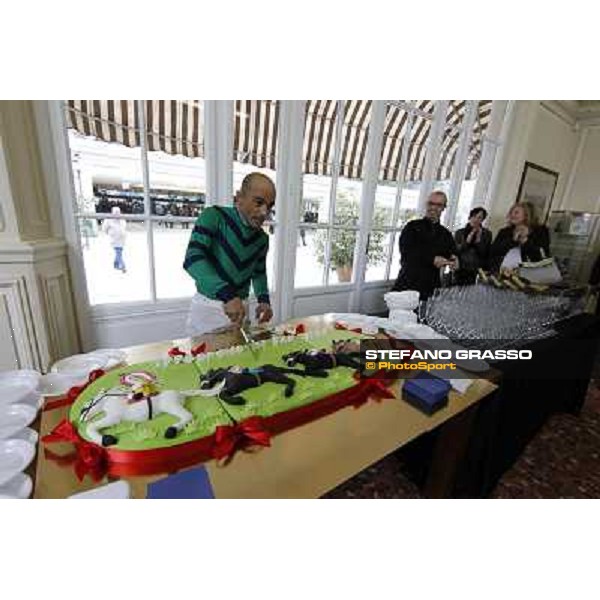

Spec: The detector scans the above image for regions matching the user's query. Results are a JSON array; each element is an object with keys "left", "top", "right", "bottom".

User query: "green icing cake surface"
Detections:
[{"left": 71, "top": 330, "right": 364, "bottom": 451}]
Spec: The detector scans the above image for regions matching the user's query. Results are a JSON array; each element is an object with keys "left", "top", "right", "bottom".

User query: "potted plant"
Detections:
[{"left": 314, "top": 194, "right": 387, "bottom": 282}]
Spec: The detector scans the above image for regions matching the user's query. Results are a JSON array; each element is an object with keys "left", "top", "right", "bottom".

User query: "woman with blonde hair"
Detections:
[{"left": 489, "top": 201, "right": 550, "bottom": 272}]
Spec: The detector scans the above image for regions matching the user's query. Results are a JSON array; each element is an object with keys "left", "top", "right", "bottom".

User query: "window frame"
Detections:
[{"left": 47, "top": 99, "right": 510, "bottom": 346}]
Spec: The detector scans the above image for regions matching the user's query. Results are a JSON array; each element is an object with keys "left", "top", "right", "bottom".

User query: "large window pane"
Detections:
[
  {"left": 329, "top": 229, "right": 358, "bottom": 284},
  {"left": 389, "top": 231, "right": 402, "bottom": 282},
  {"left": 295, "top": 227, "right": 325, "bottom": 288},
  {"left": 374, "top": 183, "right": 396, "bottom": 224},
  {"left": 365, "top": 231, "right": 393, "bottom": 282},
  {"left": 396, "top": 183, "right": 421, "bottom": 227},
  {"left": 261, "top": 224, "right": 277, "bottom": 294},
  {"left": 79, "top": 217, "right": 151, "bottom": 304},
  {"left": 335, "top": 178, "right": 362, "bottom": 226},
  {"left": 153, "top": 224, "right": 197, "bottom": 300},
  {"left": 66, "top": 101, "right": 144, "bottom": 216},
  {"left": 66, "top": 101, "right": 149, "bottom": 306},
  {"left": 143, "top": 100, "right": 207, "bottom": 219},
  {"left": 451, "top": 100, "right": 494, "bottom": 230},
  {"left": 453, "top": 180, "right": 478, "bottom": 230},
  {"left": 302, "top": 174, "right": 331, "bottom": 225}
]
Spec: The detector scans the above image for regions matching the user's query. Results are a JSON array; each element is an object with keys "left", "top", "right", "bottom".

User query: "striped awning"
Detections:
[
  {"left": 303, "top": 100, "right": 373, "bottom": 179},
  {"left": 65, "top": 100, "right": 204, "bottom": 157},
  {"left": 233, "top": 100, "right": 280, "bottom": 169},
  {"left": 436, "top": 100, "right": 492, "bottom": 181},
  {"left": 65, "top": 99, "right": 492, "bottom": 183},
  {"left": 379, "top": 100, "right": 435, "bottom": 183}
]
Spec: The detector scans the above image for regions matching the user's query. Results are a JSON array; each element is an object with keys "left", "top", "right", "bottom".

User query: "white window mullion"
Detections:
[
  {"left": 323, "top": 100, "right": 345, "bottom": 286},
  {"left": 418, "top": 100, "right": 449, "bottom": 213},
  {"left": 274, "top": 100, "right": 306, "bottom": 322},
  {"left": 137, "top": 100, "right": 157, "bottom": 302},
  {"left": 349, "top": 100, "right": 386, "bottom": 312},
  {"left": 484, "top": 100, "right": 516, "bottom": 213},
  {"left": 391, "top": 105, "right": 416, "bottom": 222},
  {"left": 472, "top": 100, "right": 508, "bottom": 209},
  {"left": 444, "top": 100, "right": 479, "bottom": 229},
  {"left": 204, "top": 100, "right": 233, "bottom": 205},
  {"left": 384, "top": 231, "right": 396, "bottom": 282},
  {"left": 384, "top": 105, "right": 417, "bottom": 281}
]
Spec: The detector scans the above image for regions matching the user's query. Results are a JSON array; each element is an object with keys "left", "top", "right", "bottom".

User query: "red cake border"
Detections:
[{"left": 43, "top": 375, "right": 395, "bottom": 480}]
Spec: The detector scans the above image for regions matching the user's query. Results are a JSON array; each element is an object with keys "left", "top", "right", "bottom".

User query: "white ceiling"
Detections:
[{"left": 553, "top": 100, "right": 600, "bottom": 125}]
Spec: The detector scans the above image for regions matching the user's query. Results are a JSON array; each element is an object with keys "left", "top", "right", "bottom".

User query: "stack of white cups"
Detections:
[{"left": 384, "top": 291, "right": 420, "bottom": 325}]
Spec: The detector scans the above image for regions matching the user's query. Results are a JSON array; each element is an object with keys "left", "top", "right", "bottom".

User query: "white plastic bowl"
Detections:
[
  {"left": 0, "top": 404, "right": 38, "bottom": 440},
  {"left": 0, "top": 439, "right": 36, "bottom": 486},
  {"left": 86, "top": 349, "right": 126, "bottom": 370},
  {"left": 39, "top": 371, "right": 83, "bottom": 397},
  {"left": 0, "top": 370, "right": 42, "bottom": 390},
  {"left": 51, "top": 354, "right": 105, "bottom": 376},
  {"left": 0, "top": 381, "right": 39, "bottom": 408},
  {"left": 11, "top": 427, "right": 39, "bottom": 446},
  {"left": 0, "top": 472, "right": 32, "bottom": 499}
]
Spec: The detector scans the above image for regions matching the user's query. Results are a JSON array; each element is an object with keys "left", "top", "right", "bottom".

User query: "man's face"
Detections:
[
  {"left": 236, "top": 178, "right": 276, "bottom": 229},
  {"left": 425, "top": 193, "right": 446, "bottom": 222}
]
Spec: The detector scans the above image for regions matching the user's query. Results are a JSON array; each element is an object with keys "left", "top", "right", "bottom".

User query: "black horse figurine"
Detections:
[
  {"left": 198, "top": 364, "right": 327, "bottom": 405},
  {"left": 282, "top": 348, "right": 364, "bottom": 374}
]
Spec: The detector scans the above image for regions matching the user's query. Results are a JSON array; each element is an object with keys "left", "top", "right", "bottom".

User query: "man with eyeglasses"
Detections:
[
  {"left": 184, "top": 172, "right": 275, "bottom": 336},
  {"left": 392, "top": 191, "right": 458, "bottom": 300}
]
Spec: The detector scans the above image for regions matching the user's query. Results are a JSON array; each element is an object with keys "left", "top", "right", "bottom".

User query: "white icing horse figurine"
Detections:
[{"left": 79, "top": 371, "right": 223, "bottom": 447}]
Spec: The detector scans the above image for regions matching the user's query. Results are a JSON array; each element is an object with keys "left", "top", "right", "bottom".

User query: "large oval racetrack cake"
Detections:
[{"left": 43, "top": 328, "right": 395, "bottom": 480}]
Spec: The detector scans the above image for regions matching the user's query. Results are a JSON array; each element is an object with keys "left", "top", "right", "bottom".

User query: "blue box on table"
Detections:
[{"left": 402, "top": 372, "right": 451, "bottom": 415}]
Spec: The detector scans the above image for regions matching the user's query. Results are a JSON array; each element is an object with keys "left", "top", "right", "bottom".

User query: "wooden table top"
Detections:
[{"left": 33, "top": 314, "right": 498, "bottom": 499}]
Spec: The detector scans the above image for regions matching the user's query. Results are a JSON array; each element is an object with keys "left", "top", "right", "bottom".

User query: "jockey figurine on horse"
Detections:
[
  {"left": 198, "top": 363, "right": 328, "bottom": 406},
  {"left": 80, "top": 371, "right": 196, "bottom": 447},
  {"left": 282, "top": 346, "right": 364, "bottom": 375}
]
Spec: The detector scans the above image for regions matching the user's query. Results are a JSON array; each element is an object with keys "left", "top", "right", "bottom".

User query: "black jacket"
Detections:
[
  {"left": 454, "top": 226, "right": 492, "bottom": 273},
  {"left": 392, "top": 217, "right": 457, "bottom": 300},
  {"left": 489, "top": 225, "right": 551, "bottom": 272}
]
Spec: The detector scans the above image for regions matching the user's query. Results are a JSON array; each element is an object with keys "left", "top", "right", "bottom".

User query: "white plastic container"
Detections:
[
  {"left": 388, "top": 309, "right": 418, "bottom": 325},
  {"left": 384, "top": 290, "right": 420, "bottom": 311}
]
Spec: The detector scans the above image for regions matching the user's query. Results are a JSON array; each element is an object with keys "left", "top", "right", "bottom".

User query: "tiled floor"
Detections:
[{"left": 324, "top": 379, "right": 600, "bottom": 499}]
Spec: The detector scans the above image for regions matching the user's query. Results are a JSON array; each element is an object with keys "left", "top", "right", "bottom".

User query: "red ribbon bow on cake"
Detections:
[
  {"left": 212, "top": 417, "right": 271, "bottom": 463},
  {"left": 190, "top": 343, "right": 207, "bottom": 357},
  {"left": 350, "top": 373, "right": 396, "bottom": 408},
  {"left": 42, "top": 419, "right": 109, "bottom": 481},
  {"left": 334, "top": 322, "right": 362, "bottom": 334},
  {"left": 168, "top": 347, "right": 187, "bottom": 360}
]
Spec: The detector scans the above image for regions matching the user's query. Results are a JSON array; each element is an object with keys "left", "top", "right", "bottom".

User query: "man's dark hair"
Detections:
[{"left": 469, "top": 206, "right": 488, "bottom": 220}]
